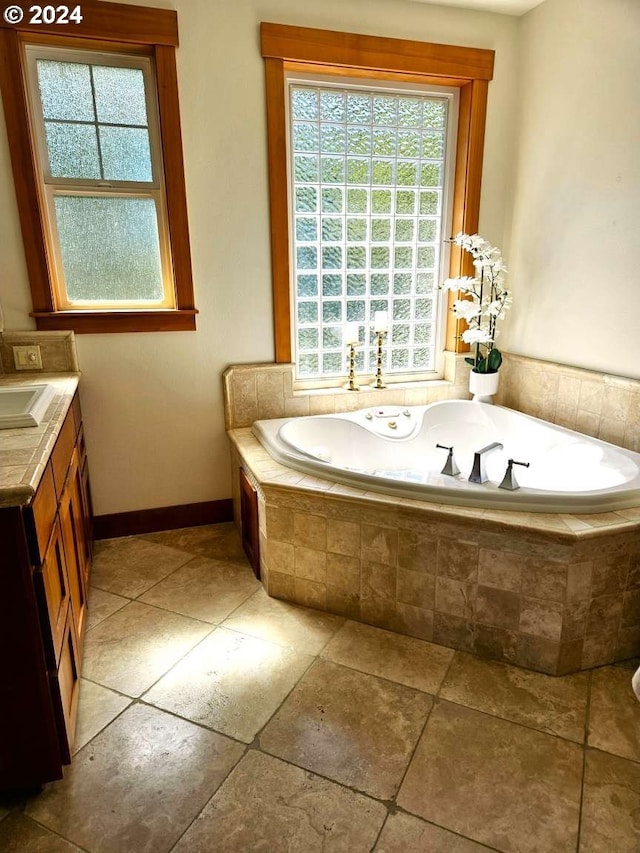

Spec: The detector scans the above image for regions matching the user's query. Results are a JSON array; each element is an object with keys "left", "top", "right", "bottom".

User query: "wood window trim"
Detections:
[
  {"left": 0, "top": 1, "right": 196, "bottom": 334},
  {"left": 260, "top": 22, "right": 494, "bottom": 361}
]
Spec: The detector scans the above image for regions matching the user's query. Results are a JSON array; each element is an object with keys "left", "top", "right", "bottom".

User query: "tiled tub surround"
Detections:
[
  {"left": 496, "top": 353, "right": 640, "bottom": 453},
  {"left": 225, "top": 355, "right": 640, "bottom": 674},
  {"left": 223, "top": 352, "right": 640, "bottom": 449},
  {"left": 228, "top": 430, "right": 640, "bottom": 676}
]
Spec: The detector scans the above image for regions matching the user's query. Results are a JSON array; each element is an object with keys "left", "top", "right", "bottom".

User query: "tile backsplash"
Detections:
[
  {"left": 496, "top": 354, "right": 640, "bottom": 453},
  {"left": 0, "top": 331, "right": 79, "bottom": 374},
  {"left": 223, "top": 353, "right": 471, "bottom": 430}
]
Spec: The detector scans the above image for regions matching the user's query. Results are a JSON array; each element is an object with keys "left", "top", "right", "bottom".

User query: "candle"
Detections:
[
  {"left": 373, "top": 310, "right": 389, "bottom": 332},
  {"left": 344, "top": 322, "right": 360, "bottom": 345}
]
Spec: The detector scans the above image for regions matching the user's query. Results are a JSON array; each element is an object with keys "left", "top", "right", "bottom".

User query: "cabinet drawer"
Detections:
[
  {"left": 35, "top": 517, "right": 70, "bottom": 668},
  {"left": 50, "top": 610, "right": 81, "bottom": 765},
  {"left": 30, "top": 462, "right": 57, "bottom": 564},
  {"left": 52, "top": 407, "right": 75, "bottom": 498}
]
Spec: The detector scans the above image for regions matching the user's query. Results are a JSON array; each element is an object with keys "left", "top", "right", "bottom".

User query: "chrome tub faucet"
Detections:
[
  {"left": 436, "top": 444, "right": 460, "bottom": 476},
  {"left": 468, "top": 442, "right": 504, "bottom": 484},
  {"left": 499, "top": 459, "right": 530, "bottom": 490}
]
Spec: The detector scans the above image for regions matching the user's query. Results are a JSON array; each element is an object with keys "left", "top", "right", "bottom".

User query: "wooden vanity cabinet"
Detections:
[{"left": 0, "top": 390, "right": 93, "bottom": 789}]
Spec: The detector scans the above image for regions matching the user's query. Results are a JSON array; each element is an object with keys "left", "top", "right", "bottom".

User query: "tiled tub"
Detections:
[{"left": 228, "top": 427, "right": 640, "bottom": 676}]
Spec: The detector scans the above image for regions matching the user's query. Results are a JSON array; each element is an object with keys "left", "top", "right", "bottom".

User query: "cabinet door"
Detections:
[
  {"left": 239, "top": 468, "right": 260, "bottom": 579},
  {"left": 0, "top": 506, "right": 63, "bottom": 788},
  {"left": 49, "top": 609, "right": 81, "bottom": 764},
  {"left": 59, "top": 449, "right": 88, "bottom": 650},
  {"left": 34, "top": 517, "right": 70, "bottom": 669}
]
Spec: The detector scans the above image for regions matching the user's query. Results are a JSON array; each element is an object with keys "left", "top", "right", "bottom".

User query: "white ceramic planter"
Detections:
[{"left": 469, "top": 370, "right": 499, "bottom": 403}]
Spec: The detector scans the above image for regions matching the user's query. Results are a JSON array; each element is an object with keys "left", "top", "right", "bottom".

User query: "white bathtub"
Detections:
[{"left": 253, "top": 400, "right": 640, "bottom": 513}]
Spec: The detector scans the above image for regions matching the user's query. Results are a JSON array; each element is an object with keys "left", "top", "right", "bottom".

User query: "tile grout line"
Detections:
[
  {"left": 368, "top": 812, "right": 391, "bottom": 852},
  {"left": 390, "top": 690, "right": 435, "bottom": 805},
  {"left": 319, "top": 649, "right": 453, "bottom": 699},
  {"left": 20, "top": 811, "right": 93, "bottom": 853},
  {"left": 434, "top": 692, "right": 589, "bottom": 748},
  {"left": 129, "top": 552, "right": 207, "bottom": 601},
  {"left": 91, "top": 540, "right": 195, "bottom": 600},
  {"left": 575, "top": 669, "right": 594, "bottom": 852},
  {"left": 131, "top": 551, "right": 256, "bottom": 604},
  {"left": 164, "top": 740, "right": 250, "bottom": 853},
  {"left": 70, "top": 691, "right": 133, "bottom": 759}
]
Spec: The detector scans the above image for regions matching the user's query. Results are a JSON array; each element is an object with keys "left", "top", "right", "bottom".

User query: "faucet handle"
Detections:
[
  {"left": 435, "top": 444, "right": 460, "bottom": 477},
  {"left": 499, "top": 458, "right": 530, "bottom": 491}
]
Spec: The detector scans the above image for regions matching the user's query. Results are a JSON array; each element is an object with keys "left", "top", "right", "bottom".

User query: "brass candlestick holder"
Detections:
[
  {"left": 371, "top": 330, "right": 387, "bottom": 389},
  {"left": 344, "top": 342, "right": 360, "bottom": 391}
]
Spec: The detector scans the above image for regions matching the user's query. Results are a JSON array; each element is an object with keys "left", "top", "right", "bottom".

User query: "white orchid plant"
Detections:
[{"left": 441, "top": 232, "right": 511, "bottom": 374}]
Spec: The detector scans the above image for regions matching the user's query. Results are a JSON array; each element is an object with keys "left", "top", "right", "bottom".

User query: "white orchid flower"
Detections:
[
  {"left": 469, "top": 234, "right": 490, "bottom": 252},
  {"left": 441, "top": 276, "right": 477, "bottom": 293},
  {"left": 461, "top": 328, "right": 493, "bottom": 344},
  {"left": 486, "top": 300, "right": 504, "bottom": 317},
  {"left": 452, "top": 300, "right": 482, "bottom": 321}
]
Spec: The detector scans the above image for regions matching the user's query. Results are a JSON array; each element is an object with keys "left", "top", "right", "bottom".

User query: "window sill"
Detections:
[
  {"left": 31, "top": 309, "right": 198, "bottom": 334},
  {"left": 300, "top": 377, "right": 449, "bottom": 397}
]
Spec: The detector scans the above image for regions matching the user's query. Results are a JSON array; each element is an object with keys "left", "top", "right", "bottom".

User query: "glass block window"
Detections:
[
  {"left": 289, "top": 81, "right": 452, "bottom": 380},
  {"left": 24, "top": 47, "right": 173, "bottom": 309}
]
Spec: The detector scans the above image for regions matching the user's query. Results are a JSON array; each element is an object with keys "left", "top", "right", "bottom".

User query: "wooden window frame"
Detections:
[
  {"left": 261, "top": 22, "right": 494, "bottom": 361},
  {"left": 0, "top": 1, "right": 196, "bottom": 333}
]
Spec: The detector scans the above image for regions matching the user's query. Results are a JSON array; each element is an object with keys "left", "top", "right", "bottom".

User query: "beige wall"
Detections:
[
  {"left": 0, "top": 0, "right": 519, "bottom": 514},
  {"left": 502, "top": 0, "right": 640, "bottom": 377}
]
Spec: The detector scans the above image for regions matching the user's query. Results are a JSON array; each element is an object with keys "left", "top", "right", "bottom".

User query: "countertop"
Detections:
[{"left": 0, "top": 372, "right": 80, "bottom": 507}]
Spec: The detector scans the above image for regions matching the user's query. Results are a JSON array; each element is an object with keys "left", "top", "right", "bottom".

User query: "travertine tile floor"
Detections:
[{"left": 1, "top": 523, "right": 639, "bottom": 852}]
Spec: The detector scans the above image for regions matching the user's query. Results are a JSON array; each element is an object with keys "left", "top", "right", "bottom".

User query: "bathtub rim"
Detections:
[{"left": 251, "top": 401, "right": 640, "bottom": 515}]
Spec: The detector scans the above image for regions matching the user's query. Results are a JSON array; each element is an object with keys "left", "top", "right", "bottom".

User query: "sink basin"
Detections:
[{"left": 0, "top": 384, "right": 56, "bottom": 429}]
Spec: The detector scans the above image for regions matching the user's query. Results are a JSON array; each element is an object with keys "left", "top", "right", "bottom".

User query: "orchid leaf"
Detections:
[{"left": 487, "top": 347, "right": 503, "bottom": 371}]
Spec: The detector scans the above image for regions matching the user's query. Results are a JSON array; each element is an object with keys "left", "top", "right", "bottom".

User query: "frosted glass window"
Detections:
[
  {"left": 92, "top": 66, "right": 148, "bottom": 125},
  {"left": 35, "top": 58, "right": 153, "bottom": 185},
  {"left": 99, "top": 127, "right": 153, "bottom": 182},
  {"left": 290, "top": 81, "right": 450, "bottom": 381},
  {"left": 54, "top": 196, "right": 163, "bottom": 303},
  {"left": 37, "top": 60, "right": 94, "bottom": 121},
  {"left": 25, "top": 47, "right": 175, "bottom": 310},
  {"left": 44, "top": 123, "right": 100, "bottom": 179}
]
